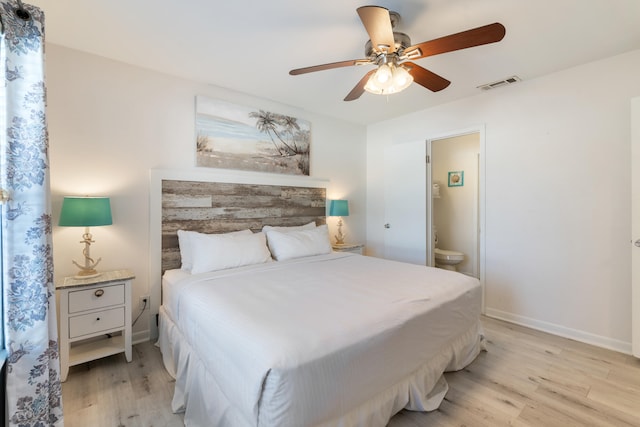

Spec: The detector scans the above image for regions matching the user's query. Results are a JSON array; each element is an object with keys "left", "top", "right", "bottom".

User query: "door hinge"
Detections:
[{"left": 426, "top": 155, "right": 430, "bottom": 164}]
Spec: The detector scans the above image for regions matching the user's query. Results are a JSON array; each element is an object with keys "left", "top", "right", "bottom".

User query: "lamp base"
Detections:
[
  {"left": 72, "top": 232, "right": 103, "bottom": 279},
  {"left": 334, "top": 217, "right": 346, "bottom": 245},
  {"left": 73, "top": 268, "right": 101, "bottom": 279}
]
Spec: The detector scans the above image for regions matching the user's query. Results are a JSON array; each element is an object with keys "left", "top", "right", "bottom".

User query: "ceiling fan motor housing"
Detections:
[{"left": 365, "top": 32, "right": 412, "bottom": 62}]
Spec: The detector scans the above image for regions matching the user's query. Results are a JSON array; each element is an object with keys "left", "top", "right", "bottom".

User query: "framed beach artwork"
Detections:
[
  {"left": 448, "top": 171, "right": 464, "bottom": 187},
  {"left": 195, "top": 96, "right": 311, "bottom": 175}
]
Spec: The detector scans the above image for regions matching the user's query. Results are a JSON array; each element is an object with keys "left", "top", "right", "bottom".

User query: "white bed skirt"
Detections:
[{"left": 158, "top": 305, "right": 485, "bottom": 427}]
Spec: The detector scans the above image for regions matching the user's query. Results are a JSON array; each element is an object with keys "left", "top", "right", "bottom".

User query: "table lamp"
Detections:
[
  {"left": 59, "top": 196, "right": 112, "bottom": 278},
  {"left": 329, "top": 199, "right": 349, "bottom": 245}
]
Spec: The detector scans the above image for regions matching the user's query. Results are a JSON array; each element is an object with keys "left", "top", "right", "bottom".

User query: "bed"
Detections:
[{"left": 152, "top": 173, "right": 484, "bottom": 427}]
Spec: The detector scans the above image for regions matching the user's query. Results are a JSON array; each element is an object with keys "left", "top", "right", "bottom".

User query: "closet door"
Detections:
[{"left": 383, "top": 140, "right": 427, "bottom": 265}]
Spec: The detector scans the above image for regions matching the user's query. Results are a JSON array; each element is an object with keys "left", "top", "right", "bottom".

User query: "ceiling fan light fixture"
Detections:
[
  {"left": 364, "top": 63, "right": 413, "bottom": 95},
  {"left": 392, "top": 65, "right": 413, "bottom": 90},
  {"left": 374, "top": 63, "right": 392, "bottom": 85}
]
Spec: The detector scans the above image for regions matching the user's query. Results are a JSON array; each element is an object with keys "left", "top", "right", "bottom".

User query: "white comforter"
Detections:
[{"left": 160, "top": 253, "right": 483, "bottom": 427}]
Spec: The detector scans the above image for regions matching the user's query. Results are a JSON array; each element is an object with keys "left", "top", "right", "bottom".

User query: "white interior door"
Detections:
[
  {"left": 632, "top": 96, "right": 640, "bottom": 358},
  {"left": 383, "top": 141, "right": 426, "bottom": 265}
]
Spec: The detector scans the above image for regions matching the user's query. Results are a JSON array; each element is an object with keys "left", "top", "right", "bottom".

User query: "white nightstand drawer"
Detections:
[
  {"left": 69, "top": 307, "right": 125, "bottom": 339},
  {"left": 68, "top": 283, "right": 125, "bottom": 313}
]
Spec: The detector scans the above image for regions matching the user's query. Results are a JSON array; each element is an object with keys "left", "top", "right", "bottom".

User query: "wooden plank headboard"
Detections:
[
  {"left": 161, "top": 180, "right": 326, "bottom": 272},
  {"left": 149, "top": 169, "right": 329, "bottom": 340}
]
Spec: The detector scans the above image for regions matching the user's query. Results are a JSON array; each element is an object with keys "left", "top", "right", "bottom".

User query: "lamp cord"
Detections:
[{"left": 132, "top": 299, "right": 147, "bottom": 327}]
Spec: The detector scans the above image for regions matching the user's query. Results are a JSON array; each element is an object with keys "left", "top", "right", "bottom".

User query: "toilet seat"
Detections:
[{"left": 434, "top": 248, "right": 464, "bottom": 262}]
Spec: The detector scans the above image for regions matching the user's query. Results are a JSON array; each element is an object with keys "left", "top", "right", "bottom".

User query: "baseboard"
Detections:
[
  {"left": 484, "top": 308, "right": 632, "bottom": 355},
  {"left": 132, "top": 329, "right": 151, "bottom": 346}
]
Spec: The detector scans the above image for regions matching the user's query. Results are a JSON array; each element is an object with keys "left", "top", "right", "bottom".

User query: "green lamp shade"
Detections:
[
  {"left": 59, "top": 196, "right": 113, "bottom": 227},
  {"left": 329, "top": 199, "right": 349, "bottom": 217}
]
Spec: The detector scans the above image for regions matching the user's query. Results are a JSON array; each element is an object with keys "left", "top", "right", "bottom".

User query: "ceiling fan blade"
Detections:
[
  {"left": 344, "top": 69, "right": 376, "bottom": 102},
  {"left": 289, "top": 59, "right": 370, "bottom": 75},
  {"left": 404, "top": 22, "right": 506, "bottom": 60},
  {"left": 357, "top": 6, "right": 396, "bottom": 54},
  {"left": 403, "top": 62, "right": 451, "bottom": 92}
]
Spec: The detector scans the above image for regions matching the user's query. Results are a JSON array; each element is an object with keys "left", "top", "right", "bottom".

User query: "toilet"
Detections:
[{"left": 434, "top": 248, "right": 465, "bottom": 271}]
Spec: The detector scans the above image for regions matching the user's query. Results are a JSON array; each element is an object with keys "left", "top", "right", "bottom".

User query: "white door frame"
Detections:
[
  {"left": 427, "top": 125, "right": 486, "bottom": 312},
  {"left": 631, "top": 97, "right": 640, "bottom": 358}
]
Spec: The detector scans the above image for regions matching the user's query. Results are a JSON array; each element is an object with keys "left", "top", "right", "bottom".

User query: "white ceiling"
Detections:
[{"left": 28, "top": 0, "right": 640, "bottom": 125}]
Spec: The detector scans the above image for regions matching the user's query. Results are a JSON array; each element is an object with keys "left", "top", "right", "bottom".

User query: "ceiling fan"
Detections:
[{"left": 289, "top": 6, "right": 506, "bottom": 101}]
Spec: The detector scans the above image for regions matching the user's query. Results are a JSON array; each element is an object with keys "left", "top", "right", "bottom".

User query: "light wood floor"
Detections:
[{"left": 62, "top": 316, "right": 640, "bottom": 427}]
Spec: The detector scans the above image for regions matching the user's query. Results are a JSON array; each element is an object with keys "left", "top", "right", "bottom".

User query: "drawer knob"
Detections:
[
  {"left": 96, "top": 317, "right": 100, "bottom": 321},
  {"left": 94, "top": 289, "right": 104, "bottom": 297}
]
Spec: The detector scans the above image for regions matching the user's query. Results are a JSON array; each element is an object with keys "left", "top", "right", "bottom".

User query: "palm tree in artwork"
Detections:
[
  {"left": 249, "top": 110, "right": 296, "bottom": 156},
  {"left": 249, "top": 110, "right": 282, "bottom": 155},
  {"left": 279, "top": 115, "right": 301, "bottom": 151}
]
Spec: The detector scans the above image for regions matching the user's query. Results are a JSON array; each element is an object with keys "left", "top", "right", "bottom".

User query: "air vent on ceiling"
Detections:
[{"left": 477, "top": 75, "right": 521, "bottom": 91}]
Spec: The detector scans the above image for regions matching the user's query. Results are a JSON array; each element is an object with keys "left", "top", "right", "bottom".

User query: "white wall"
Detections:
[
  {"left": 367, "top": 49, "right": 640, "bottom": 353},
  {"left": 46, "top": 44, "right": 367, "bottom": 340}
]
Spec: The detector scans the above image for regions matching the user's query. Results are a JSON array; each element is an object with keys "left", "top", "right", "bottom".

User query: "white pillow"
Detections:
[
  {"left": 189, "top": 231, "right": 271, "bottom": 274},
  {"left": 265, "top": 224, "right": 332, "bottom": 261},
  {"left": 261, "top": 221, "right": 316, "bottom": 233},
  {"left": 177, "top": 229, "right": 252, "bottom": 271}
]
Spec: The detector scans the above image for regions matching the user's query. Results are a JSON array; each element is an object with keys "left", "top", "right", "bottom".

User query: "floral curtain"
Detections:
[{"left": 0, "top": 1, "right": 63, "bottom": 426}]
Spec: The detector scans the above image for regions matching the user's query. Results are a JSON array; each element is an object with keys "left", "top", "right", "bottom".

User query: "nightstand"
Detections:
[
  {"left": 56, "top": 269, "right": 134, "bottom": 381},
  {"left": 332, "top": 243, "right": 364, "bottom": 255}
]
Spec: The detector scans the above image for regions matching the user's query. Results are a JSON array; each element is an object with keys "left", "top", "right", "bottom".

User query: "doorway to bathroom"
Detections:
[{"left": 428, "top": 130, "right": 482, "bottom": 279}]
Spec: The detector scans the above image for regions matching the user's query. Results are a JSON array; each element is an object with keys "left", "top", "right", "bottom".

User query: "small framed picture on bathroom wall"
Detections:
[{"left": 448, "top": 171, "right": 464, "bottom": 187}]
